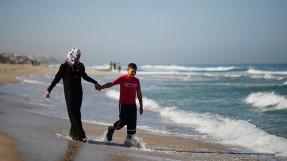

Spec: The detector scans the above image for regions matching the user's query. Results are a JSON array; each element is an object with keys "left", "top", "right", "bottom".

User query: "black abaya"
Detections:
[{"left": 47, "top": 62, "right": 97, "bottom": 140}]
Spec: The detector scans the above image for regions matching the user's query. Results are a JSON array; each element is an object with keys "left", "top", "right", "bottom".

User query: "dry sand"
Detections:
[
  {"left": 0, "top": 63, "right": 119, "bottom": 85},
  {"left": 0, "top": 64, "right": 57, "bottom": 85}
]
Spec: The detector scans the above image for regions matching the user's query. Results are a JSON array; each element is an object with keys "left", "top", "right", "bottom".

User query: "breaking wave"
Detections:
[
  {"left": 140, "top": 65, "right": 236, "bottom": 72},
  {"left": 105, "top": 90, "right": 287, "bottom": 156},
  {"left": 247, "top": 69, "right": 287, "bottom": 75},
  {"left": 245, "top": 92, "right": 287, "bottom": 110}
]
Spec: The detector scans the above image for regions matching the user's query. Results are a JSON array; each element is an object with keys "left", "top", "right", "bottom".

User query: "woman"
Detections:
[{"left": 45, "top": 48, "right": 101, "bottom": 142}]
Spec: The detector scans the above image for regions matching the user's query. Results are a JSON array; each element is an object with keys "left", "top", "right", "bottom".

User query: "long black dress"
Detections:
[{"left": 47, "top": 62, "right": 98, "bottom": 140}]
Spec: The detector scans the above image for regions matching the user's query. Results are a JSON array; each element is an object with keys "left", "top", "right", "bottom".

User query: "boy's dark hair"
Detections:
[{"left": 128, "top": 63, "right": 137, "bottom": 70}]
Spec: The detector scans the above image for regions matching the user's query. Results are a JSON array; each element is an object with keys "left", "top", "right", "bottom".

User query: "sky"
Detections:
[{"left": 0, "top": 0, "right": 287, "bottom": 65}]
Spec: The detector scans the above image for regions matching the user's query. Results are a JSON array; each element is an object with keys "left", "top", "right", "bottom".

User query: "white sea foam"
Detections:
[
  {"left": 139, "top": 71, "right": 188, "bottom": 75},
  {"left": 16, "top": 76, "right": 47, "bottom": 85},
  {"left": 28, "top": 102, "right": 54, "bottom": 107},
  {"left": 137, "top": 71, "right": 201, "bottom": 76},
  {"left": 138, "top": 71, "right": 244, "bottom": 80},
  {"left": 283, "top": 81, "right": 287, "bottom": 85},
  {"left": 140, "top": 65, "right": 235, "bottom": 72},
  {"left": 247, "top": 68, "right": 287, "bottom": 75},
  {"left": 246, "top": 68, "right": 287, "bottom": 80},
  {"left": 91, "top": 64, "right": 110, "bottom": 70},
  {"left": 245, "top": 92, "right": 287, "bottom": 110},
  {"left": 105, "top": 90, "right": 287, "bottom": 156},
  {"left": 262, "top": 74, "right": 284, "bottom": 80},
  {"left": 249, "top": 74, "right": 285, "bottom": 80},
  {"left": 223, "top": 73, "right": 243, "bottom": 78}
]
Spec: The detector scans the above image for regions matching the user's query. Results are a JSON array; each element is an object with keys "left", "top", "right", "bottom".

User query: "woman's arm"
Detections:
[
  {"left": 80, "top": 63, "right": 98, "bottom": 84},
  {"left": 45, "top": 64, "right": 65, "bottom": 98},
  {"left": 80, "top": 63, "right": 102, "bottom": 90}
]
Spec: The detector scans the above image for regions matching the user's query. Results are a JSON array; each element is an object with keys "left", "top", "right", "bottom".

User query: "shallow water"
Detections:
[{"left": 1, "top": 64, "right": 287, "bottom": 157}]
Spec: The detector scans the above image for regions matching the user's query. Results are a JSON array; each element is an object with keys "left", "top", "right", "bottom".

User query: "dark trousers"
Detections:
[
  {"left": 113, "top": 103, "right": 137, "bottom": 136},
  {"left": 65, "top": 93, "right": 86, "bottom": 140}
]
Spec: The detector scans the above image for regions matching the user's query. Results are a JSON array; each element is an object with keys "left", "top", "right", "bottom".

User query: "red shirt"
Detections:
[{"left": 113, "top": 74, "right": 141, "bottom": 105}]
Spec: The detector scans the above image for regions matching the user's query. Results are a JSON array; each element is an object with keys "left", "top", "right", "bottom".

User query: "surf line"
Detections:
[
  {"left": 147, "top": 147, "right": 276, "bottom": 156},
  {"left": 56, "top": 133, "right": 276, "bottom": 157}
]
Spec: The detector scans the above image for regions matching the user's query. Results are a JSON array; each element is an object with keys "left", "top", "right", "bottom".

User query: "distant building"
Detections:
[{"left": 0, "top": 52, "right": 54, "bottom": 65}]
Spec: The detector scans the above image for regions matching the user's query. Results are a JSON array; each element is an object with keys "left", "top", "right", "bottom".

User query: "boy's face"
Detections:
[{"left": 127, "top": 68, "right": 137, "bottom": 77}]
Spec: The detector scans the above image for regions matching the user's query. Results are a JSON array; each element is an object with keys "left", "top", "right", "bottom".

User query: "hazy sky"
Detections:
[{"left": 1, "top": 0, "right": 287, "bottom": 65}]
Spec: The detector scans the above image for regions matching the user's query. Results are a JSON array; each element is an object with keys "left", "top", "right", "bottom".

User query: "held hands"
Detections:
[
  {"left": 45, "top": 83, "right": 101, "bottom": 99},
  {"left": 95, "top": 83, "right": 102, "bottom": 91}
]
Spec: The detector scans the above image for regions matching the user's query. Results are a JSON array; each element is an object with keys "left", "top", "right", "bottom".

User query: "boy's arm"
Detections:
[
  {"left": 137, "top": 89, "right": 143, "bottom": 115},
  {"left": 101, "top": 82, "right": 114, "bottom": 89},
  {"left": 80, "top": 63, "right": 101, "bottom": 90},
  {"left": 101, "top": 76, "right": 122, "bottom": 90}
]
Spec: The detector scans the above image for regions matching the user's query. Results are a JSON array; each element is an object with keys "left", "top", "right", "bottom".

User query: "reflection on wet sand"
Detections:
[{"left": 59, "top": 141, "right": 81, "bottom": 161}]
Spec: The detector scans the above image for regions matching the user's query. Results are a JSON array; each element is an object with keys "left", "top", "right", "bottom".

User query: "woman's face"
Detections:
[{"left": 74, "top": 55, "right": 81, "bottom": 63}]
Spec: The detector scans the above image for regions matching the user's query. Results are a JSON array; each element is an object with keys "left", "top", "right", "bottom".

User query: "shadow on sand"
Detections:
[{"left": 87, "top": 138, "right": 127, "bottom": 148}]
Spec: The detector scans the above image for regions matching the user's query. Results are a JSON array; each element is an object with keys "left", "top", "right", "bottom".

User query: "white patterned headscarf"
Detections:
[{"left": 66, "top": 48, "right": 81, "bottom": 66}]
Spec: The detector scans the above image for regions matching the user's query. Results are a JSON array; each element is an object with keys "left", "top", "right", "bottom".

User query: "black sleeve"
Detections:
[
  {"left": 80, "top": 63, "right": 98, "bottom": 84},
  {"left": 47, "top": 64, "right": 65, "bottom": 92}
]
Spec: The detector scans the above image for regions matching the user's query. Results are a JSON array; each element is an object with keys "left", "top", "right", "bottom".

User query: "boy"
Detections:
[{"left": 100, "top": 63, "right": 143, "bottom": 144}]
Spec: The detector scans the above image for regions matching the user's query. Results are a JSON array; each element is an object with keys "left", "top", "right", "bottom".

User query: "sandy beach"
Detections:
[
  {"left": 0, "top": 64, "right": 119, "bottom": 85},
  {"left": 0, "top": 63, "right": 285, "bottom": 161},
  {"left": 0, "top": 133, "right": 21, "bottom": 161}
]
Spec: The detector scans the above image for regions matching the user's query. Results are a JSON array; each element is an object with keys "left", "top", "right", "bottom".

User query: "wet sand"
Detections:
[
  {"left": 0, "top": 133, "right": 21, "bottom": 161},
  {"left": 0, "top": 64, "right": 285, "bottom": 161},
  {"left": 1, "top": 91, "right": 283, "bottom": 161}
]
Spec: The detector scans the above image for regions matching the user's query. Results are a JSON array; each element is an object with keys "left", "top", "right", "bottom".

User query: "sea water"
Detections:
[{"left": 1, "top": 64, "right": 287, "bottom": 156}]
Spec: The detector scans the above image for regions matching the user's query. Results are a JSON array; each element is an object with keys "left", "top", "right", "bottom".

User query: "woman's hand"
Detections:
[
  {"left": 95, "top": 83, "right": 102, "bottom": 91},
  {"left": 44, "top": 91, "right": 50, "bottom": 98}
]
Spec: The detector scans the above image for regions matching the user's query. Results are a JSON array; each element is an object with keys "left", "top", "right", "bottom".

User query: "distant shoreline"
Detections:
[{"left": 0, "top": 63, "right": 120, "bottom": 85}]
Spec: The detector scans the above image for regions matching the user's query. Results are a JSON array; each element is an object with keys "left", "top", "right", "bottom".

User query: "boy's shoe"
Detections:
[
  {"left": 126, "top": 134, "right": 132, "bottom": 140},
  {"left": 106, "top": 126, "right": 114, "bottom": 141},
  {"left": 124, "top": 135, "right": 134, "bottom": 147}
]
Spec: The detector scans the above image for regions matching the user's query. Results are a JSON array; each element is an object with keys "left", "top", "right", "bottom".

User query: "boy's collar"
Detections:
[{"left": 127, "top": 74, "right": 135, "bottom": 78}]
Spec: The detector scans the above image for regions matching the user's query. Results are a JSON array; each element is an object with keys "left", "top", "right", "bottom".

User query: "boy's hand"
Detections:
[
  {"left": 95, "top": 83, "right": 102, "bottom": 91},
  {"left": 44, "top": 91, "right": 50, "bottom": 98},
  {"left": 140, "top": 106, "right": 143, "bottom": 115}
]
